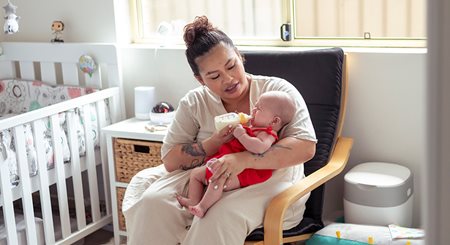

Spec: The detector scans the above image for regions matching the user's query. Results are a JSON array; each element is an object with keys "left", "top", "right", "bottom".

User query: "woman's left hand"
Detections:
[{"left": 209, "top": 153, "right": 246, "bottom": 185}]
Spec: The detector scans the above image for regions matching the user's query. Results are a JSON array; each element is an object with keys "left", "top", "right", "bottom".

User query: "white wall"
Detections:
[
  {"left": 0, "top": 0, "right": 116, "bottom": 43},
  {"left": 0, "top": 0, "right": 427, "bottom": 228}
]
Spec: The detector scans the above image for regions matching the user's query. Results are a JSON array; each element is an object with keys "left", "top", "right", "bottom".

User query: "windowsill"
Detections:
[{"left": 120, "top": 42, "right": 427, "bottom": 55}]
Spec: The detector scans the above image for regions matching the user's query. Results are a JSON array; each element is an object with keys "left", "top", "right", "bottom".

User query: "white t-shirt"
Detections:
[{"left": 162, "top": 74, "right": 317, "bottom": 159}]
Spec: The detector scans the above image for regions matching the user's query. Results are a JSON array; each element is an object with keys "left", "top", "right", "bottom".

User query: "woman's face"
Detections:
[{"left": 195, "top": 43, "right": 249, "bottom": 103}]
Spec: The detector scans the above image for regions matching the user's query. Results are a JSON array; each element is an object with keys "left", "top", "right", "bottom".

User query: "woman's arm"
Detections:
[
  {"left": 162, "top": 125, "right": 235, "bottom": 172},
  {"left": 209, "top": 136, "right": 315, "bottom": 182}
]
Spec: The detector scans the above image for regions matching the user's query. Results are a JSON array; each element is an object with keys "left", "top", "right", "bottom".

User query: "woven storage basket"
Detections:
[
  {"left": 114, "top": 138, "right": 162, "bottom": 183},
  {"left": 116, "top": 187, "right": 126, "bottom": 231}
]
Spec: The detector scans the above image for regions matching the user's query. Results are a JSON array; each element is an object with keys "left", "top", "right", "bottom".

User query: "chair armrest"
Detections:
[{"left": 263, "top": 136, "right": 354, "bottom": 245}]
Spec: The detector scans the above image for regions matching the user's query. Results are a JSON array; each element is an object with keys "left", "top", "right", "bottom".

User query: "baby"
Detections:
[{"left": 176, "top": 90, "right": 296, "bottom": 217}]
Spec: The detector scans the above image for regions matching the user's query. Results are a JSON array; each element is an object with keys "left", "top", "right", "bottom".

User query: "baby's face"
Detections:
[{"left": 251, "top": 97, "right": 276, "bottom": 127}]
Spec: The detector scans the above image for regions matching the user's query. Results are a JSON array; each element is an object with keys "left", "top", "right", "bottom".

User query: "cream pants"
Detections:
[{"left": 123, "top": 164, "right": 309, "bottom": 245}]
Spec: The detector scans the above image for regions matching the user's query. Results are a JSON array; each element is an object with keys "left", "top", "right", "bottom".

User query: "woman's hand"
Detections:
[
  {"left": 215, "top": 124, "right": 235, "bottom": 144},
  {"left": 202, "top": 125, "right": 235, "bottom": 156},
  {"left": 208, "top": 153, "right": 247, "bottom": 186}
]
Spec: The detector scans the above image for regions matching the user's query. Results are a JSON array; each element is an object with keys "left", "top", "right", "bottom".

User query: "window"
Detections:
[{"left": 130, "top": 0, "right": 426, "bottom": 47}]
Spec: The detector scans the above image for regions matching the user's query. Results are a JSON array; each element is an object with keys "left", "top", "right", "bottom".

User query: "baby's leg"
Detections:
[
  {"left": 176, "top": 166, "right": 207, "bottom": 208},
  {"left": 189, "top": 175, "right": 240, "bottom": 218}
]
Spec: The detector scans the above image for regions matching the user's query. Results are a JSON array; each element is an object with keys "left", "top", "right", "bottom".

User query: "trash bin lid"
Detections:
[{"left": 345, "top": 162, "right": 411, "bottom": 188}]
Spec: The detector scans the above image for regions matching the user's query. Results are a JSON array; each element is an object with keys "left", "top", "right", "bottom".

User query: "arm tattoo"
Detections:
[
  {"left": 180, "top": 159, "right": 204, "bottom": 170},
  {"left": 180, "top": 142, "right": 206, "bottom": 170},
  {"left": 251, "top": 144, "right": 292, "bottom": 158},
  {"left": 181, "top": 142, "right": 206, "bottom": 156}
]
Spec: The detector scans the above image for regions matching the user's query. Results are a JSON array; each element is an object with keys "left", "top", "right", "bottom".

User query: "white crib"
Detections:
[{"left": 0, "top": 42, "right": 124, "bottom": 244}]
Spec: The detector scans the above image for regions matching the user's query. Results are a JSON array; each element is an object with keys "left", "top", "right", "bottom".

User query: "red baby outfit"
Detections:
[{"left": 205, "top": 126, "right": 278, "bottom": 187}]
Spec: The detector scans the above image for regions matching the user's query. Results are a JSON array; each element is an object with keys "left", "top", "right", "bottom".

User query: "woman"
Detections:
[{"left": 123, "top": 16, "right": 317, "bottom": 245}]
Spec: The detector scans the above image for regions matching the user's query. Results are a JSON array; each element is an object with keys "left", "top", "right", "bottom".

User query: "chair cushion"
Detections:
[
  {"left": 243, "top": 48, "right": 344, "bottom": 239},
  {"left": 246, "top": 217, "right": 324, "bottom": 241}
]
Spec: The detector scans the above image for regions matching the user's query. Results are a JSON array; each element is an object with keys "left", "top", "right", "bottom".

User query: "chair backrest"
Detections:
[{"left": 243, "top": 48, "right": 345, "bottom": 224}]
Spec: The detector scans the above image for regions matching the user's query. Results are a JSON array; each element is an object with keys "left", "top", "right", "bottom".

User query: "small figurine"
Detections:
[
  {"left": 3, "top": 0, "right": 19, "bottom": 34},
  {"left": 51, "top": 20, "right": 64, "bottom": 43}
]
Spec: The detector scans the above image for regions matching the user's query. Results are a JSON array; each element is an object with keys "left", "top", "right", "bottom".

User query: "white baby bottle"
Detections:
[{"left": 214, "top": 112, "right": 252, "bottom": 131}]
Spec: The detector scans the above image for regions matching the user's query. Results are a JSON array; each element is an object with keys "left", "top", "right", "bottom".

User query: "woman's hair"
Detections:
[{"left": 183, "top": 16, "right": 238, "bottom": 76}]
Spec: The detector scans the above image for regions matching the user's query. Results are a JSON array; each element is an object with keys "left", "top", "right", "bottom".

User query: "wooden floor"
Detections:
[{"left": 82, "top": 229, "right": 116, "bottom": 245}]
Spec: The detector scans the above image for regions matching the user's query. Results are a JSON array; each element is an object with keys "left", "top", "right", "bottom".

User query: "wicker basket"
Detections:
[
  {"left": 116, "top": 187, "right": 126, "bottom": 231},
  {"left": 114, "top": 138, "right": 162, "bottom": 183}
]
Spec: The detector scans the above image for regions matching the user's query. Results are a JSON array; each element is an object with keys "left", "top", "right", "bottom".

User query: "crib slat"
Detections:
[
  {"left": 50, "top": 114, "right": 71, "bottom": 238},
  {"left": 107, "top": 64, "right": 125, "bottom": 121},
  {"left": 13, "top": 125, "right": 38, "bottom": 244},
  {"left": 40, "top": 62, "right": 57, "bottom": 85},
  {"left": 19, "top": 61, "right": 36, "bottom": 80},
  {"left": 32, "top": 119, "right": 56, "bottom": 245},
  {"left": 82, "top": 104, "right": 101, "bottom": 221},
  {"left": 106, "top": 64, "right": 120, "bottom": 88},
  {"left": 0, "top": 60, "right": 16, "bottom": 78},
  {"left": 66, "top": 110, "right": 87, "bottom": 229},
  {"left": 97, "top": 100, "right": 111, "bottom": 215},
  {"left": 0, "top": 149, "right": 19, "bottom": 245},
  {"left": 61, "top": 63, "right": 79, "bottom": 86}
]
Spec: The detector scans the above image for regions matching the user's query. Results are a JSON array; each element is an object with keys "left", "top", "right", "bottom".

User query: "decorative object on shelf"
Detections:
[
  {"left": 51, "top": 20, "right": 64, "bottom": 43},
  {"left": 3, "top": 0, "right": 19, "bottom": 34},
  {"left": 78, "top": 54, "right": 97, "bottom": 77},
  {"left": 152, "top": 101, "right": 174, "bottom": 113},
  {"left": 149, "top": 101, "right": 175, "bottom": 125}
]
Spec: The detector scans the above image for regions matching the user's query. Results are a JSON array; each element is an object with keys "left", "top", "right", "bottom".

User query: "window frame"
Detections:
[{"left": 128, "top": 0, "right": 426, "bottom": 48}]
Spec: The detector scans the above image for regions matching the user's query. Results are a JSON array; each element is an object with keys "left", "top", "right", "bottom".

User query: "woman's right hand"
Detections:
[
  {"left": 202, "top": 125, "right": 235, "bottom": 156},
  {"left": 214, "top": 124, "right": 236, "bottom": 144}
]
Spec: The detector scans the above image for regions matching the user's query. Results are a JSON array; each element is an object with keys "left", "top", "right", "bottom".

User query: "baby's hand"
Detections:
[{"left": 233, "top": 124, "right": 246, "bottom": 138}]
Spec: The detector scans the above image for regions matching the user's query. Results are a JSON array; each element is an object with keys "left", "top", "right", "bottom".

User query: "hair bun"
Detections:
[{"left": 183, "top": 16, "right": 214, "bottom": 47}]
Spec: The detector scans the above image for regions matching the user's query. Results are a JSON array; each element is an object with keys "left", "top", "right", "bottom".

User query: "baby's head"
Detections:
[{"left": 251, "top": 91, "right": 296, "bottom": 131}]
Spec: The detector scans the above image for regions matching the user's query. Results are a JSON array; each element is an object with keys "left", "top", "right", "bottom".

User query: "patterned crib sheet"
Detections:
[
  {"left": 0, "top": 79, "right": 105, "bottom": 187},
  {"left": 0, "top": 79, "right": 97, "bottom": 114}
]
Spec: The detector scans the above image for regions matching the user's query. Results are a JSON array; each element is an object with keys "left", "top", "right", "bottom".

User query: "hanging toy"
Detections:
[
  {"left": 51, "top": 20, "right": 64, "bottom": 43},
  {"left": 3, "top": 0, "right": 19, "bottom": 34},
  {"left": 78, "top": 54, "right": 97, "bottom": 77}
]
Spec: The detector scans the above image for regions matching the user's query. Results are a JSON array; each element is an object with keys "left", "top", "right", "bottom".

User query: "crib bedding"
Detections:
[
  {"left": 0, "top": 79, "right": 104, "bottom": 187},
  {"left": 0, "top": 79, "right": 97, "bottom": 114}
]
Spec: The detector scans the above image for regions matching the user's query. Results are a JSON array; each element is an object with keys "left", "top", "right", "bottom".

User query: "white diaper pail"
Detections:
[{"left": 344, "top": 162, "right": 413, "bottom": 227}]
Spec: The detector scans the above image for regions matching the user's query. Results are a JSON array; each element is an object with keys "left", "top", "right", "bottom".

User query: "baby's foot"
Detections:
[
  {"left": 189, "top": 205, "right": 206, "bottom": 218},
  {"left": 175, "top": 194, "right": 191, "bottom": 208}
]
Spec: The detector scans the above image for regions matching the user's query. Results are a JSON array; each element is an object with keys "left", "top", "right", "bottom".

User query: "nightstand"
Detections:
[{"left": 102, "top": 118, "right": 167, "bottom": 245}]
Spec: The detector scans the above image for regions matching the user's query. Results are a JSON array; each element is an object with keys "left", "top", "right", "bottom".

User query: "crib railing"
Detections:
[{"left": 0, "top": 87, "right": 120, "bottom": 245}]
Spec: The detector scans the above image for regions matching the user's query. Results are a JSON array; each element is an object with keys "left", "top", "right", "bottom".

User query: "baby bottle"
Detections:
[{"left": 214, "top": 112, "right": 252, "bottom": 131}]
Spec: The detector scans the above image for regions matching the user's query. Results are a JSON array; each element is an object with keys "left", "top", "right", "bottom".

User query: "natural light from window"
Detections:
[{"left": 130, "top": 0, "right": 426, "bottom": 47}]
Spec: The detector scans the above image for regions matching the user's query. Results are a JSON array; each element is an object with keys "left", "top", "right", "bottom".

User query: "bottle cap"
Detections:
[{"left": 238, "top": 113, "right": 251, "bottom": 124}]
